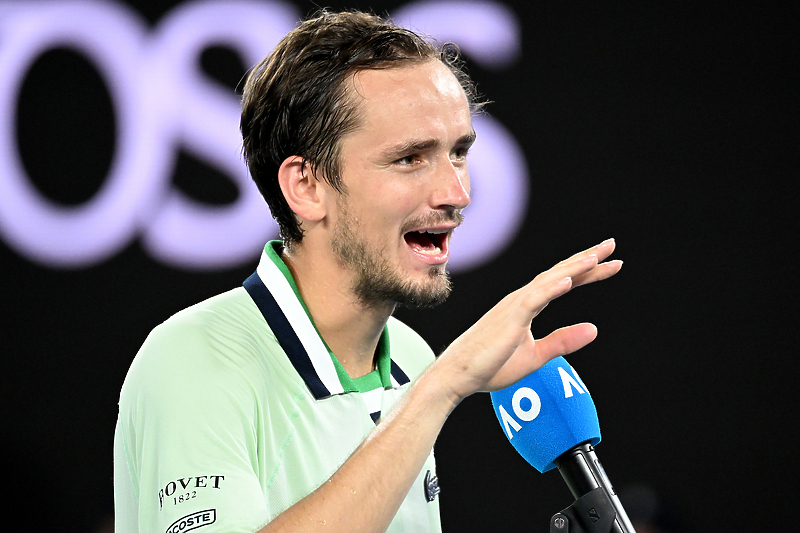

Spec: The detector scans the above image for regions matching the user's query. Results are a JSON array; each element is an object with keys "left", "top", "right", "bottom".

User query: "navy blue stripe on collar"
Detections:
[
  {"left": 243, "top": 272, "right": 331, "bottom": 399},
  {"left": 390, "top": 360, "right": 410, "bottom": 386}
]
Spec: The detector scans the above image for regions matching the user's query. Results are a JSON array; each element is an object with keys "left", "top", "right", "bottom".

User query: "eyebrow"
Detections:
[{"left": 381, "top": 131, "right": 477, "bottom": 159}]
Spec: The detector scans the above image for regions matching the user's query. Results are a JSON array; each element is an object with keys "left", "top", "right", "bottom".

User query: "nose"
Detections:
[{"left": 431, "top": 159, "right": 471, "bottom": 211}]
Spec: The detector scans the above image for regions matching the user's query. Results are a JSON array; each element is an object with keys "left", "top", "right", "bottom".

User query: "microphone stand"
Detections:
[{"left": 548, "top": 444, "right": 637, "bottom": 533}]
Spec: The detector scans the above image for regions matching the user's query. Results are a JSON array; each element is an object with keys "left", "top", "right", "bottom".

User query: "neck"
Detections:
[{"left": 281, "top": 241, "right": 395, "bottom": 379}]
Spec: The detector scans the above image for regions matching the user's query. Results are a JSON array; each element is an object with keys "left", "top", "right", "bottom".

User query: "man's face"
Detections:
[{"left": 330, "top": 60, "right": 474, "bottom": 308}]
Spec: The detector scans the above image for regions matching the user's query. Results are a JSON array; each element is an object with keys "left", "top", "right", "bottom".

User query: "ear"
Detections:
[{"left": 277, "top": 156, "right": 330, "bottom": 223}]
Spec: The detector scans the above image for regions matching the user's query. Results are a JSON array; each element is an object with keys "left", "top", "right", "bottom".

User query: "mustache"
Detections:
[{"left": 400, "top": 209, "right": 464, "bottom": 234}]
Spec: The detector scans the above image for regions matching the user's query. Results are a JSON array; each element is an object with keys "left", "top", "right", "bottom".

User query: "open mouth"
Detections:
[{"left": 403, "top": 229, "right": 449, "bottom": 256}]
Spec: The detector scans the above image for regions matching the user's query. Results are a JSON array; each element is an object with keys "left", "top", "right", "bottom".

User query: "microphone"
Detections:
[{"left": 490, "top": 357, "right": 636, "bottom": 533}]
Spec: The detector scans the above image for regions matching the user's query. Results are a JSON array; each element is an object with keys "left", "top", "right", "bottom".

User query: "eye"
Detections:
[
  {"left": 451, "top": 146, "right": 470, "bottom": 162},
  {"left": 396, "top": 154, "right": 421, "bottom": 166}
]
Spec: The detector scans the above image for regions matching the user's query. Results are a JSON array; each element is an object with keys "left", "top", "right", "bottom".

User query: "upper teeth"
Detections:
[{"left": 422, "top": 229, "right": 448, "bottom": 235}]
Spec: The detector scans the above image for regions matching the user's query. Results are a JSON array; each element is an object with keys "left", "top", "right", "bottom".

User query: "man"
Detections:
[{"left": 114, "top": 10, "right": 621, "bottom": 533}]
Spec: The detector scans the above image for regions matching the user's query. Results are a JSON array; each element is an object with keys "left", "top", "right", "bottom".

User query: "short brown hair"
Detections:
[{"left": 240, "top": 10, "right": 482, "bottom": 245}]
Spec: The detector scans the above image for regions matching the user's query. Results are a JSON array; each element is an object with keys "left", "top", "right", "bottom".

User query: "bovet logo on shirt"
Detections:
[
  {"left": 166, "top": 509, "right": 216, "bottom": 533},
  {"left": 158, "top": 475, "right": 225, "bottom": 509}
]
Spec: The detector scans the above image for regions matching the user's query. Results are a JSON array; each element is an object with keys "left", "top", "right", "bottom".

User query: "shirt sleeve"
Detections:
[{"left": 115, "top": 314, "right": 270, "bottom": 533}]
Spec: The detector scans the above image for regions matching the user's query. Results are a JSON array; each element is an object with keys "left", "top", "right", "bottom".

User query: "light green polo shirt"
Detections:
[{"left": 114, "top": 242, "right": 441, "bottom": 533}]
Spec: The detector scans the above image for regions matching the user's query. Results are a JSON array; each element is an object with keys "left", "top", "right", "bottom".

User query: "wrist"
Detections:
[{"left": 412, "top": 359, "right": 464, "bottom": 417}]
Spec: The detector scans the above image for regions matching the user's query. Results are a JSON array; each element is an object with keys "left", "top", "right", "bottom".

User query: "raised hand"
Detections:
[{"left": 436, "top": 238, "right": 622, "bottom": 403}]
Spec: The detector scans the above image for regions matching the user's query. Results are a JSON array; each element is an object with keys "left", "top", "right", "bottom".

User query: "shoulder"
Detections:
[
  {"left": 386, "top": 316, "right": 436, "bottom": 382},
  {"left": 120, "top": 287, "right": 277, "bottom": 407},
  {"left": 138, "top": 287, "right": 262, "bottom": 364}
]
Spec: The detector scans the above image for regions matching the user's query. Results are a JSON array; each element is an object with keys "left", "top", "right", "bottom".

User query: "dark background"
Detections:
[{"left": 1, "top": 1, "right": 796, "bottom": 531}]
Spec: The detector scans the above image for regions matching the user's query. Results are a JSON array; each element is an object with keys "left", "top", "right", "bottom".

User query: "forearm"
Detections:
[{"left": 256, "top": 364, "right": 456, "bottom": 533}]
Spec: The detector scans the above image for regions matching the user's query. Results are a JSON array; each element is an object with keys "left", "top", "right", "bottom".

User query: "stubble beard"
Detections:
[{"left": 330, "top": 201, "right": 453, "bottom": 310}]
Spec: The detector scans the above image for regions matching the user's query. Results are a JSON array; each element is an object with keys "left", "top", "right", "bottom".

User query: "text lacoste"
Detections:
[
  {"left": 158, "top": 476, "right": 224, "bottom": 509},
  {"left": 166, "top": 509, "right": 216, "bottom": 533}
]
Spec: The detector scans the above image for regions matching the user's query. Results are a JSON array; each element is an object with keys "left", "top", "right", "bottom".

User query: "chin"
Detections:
[{"left": 354, "top": 264, "right": 452, "bottom": 310}]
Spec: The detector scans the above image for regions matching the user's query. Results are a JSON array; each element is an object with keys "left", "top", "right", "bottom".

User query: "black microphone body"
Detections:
[{"left": 554, "top": 443, "right": 636, "bottom": 533}]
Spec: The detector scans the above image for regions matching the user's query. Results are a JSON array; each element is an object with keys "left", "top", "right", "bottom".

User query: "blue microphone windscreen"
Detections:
[{"left": 490, "top": 356, "right": 601, "bottom": 473}]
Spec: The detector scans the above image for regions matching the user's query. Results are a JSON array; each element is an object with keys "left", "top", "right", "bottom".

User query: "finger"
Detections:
[
  {"left": 555, "top": 238, "right": 616, "bottom": 268},
  {"left": 504, "top": 276, "right": 572, "bottom": 327},
  {"left": 537, "top": 239, "right": 619, "bottom": 289},
  {"left": 516, "top": 255, "right": 602, "bottom": 322},
  {"left": 533, "top": 323, "right": 598, "bottom": 361},
  {"left": 528, "top": 253, "right": 601, "bottom": 291},
  {"left": 571, "top": 259, "right": 623, "bottom": 287},
  {"left": 484, "top": 323, "right": 598, "bottom": 391}
]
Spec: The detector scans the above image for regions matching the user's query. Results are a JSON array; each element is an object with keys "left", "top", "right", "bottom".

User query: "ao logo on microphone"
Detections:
[
  {"left": 496, "top": 365, "right": 590, "bottom": 440},
  {"left": 0, "top": 0, "right": 528, "bottom": 270}
]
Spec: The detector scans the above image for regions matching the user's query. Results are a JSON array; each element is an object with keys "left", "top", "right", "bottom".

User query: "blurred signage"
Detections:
[{"left": 0, "top": 0, "right": 528, "bottom": 270}]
